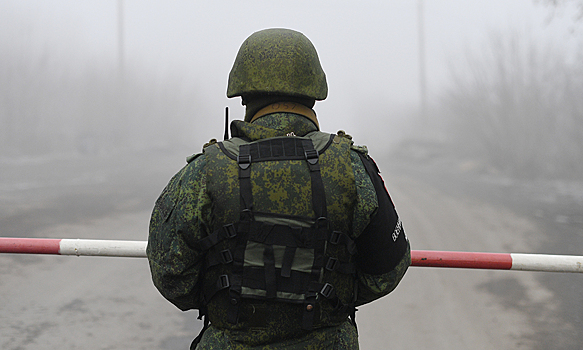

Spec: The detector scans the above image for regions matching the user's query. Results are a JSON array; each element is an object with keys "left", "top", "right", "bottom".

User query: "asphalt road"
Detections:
[{"left": 0, "top": 150, "right": 581, "bottom": 349}]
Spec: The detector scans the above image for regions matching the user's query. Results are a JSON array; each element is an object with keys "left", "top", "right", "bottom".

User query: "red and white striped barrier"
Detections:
[
  {"left": 0, "top": 237, "right": 145, "bottom": 258},
  {"left": 412, "top": 250, "right": 583, "bottom": 273},
  {"left": 0, "top": 238, "right": 582, "bottom": 273}
]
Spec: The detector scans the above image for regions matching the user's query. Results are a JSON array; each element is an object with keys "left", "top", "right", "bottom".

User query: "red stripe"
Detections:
[
  {"left": 0, "top": 238, "right": 61, "bottom": 255},
  {"left": 411, "top": 250, "right": 512, "bottom": 270}
]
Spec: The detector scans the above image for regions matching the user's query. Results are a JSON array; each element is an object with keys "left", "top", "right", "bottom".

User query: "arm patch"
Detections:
[{"left": 355, "top": 153, "right": 408, "bottom": 275}]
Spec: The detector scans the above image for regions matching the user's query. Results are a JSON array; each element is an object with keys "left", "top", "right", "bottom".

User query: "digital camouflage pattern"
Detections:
[
  {"left": 197, "top": 320, "right": 358, "bottom": 350},
  {"left": 231, "top": 114, "right": 321, "bottom": 140},
  {"left": 227, "top": 28, "right": 328, "bottom": 101},
  {"left": 147, "top": 113, "right": 411, "bottom": 349},
  {"left": 202, "top": 123, "right": 357, "bottom": 340}
]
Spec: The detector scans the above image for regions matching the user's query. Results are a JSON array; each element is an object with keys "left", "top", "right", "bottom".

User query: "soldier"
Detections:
[{"left": 147, "top": 28, "right": 410, "bottom": 349}]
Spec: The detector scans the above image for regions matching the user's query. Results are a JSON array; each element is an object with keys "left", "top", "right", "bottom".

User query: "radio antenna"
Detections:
[{"left": 224, "top": 107, "right": 229, "bottom": 140}]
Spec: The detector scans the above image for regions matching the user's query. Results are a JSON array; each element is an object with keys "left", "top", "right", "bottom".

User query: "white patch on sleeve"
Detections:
[{"left": 392, "top": 218, "right": 402, "bottom": 242}]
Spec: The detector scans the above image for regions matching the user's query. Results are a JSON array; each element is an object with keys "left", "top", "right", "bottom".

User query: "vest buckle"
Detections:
[
  {"left": 330, "top": 231, "right": 341, "bottom": 244},
  {"left": 320, "top": 283, "right": 334, "bottom": 299},
  {"left": 326, "top": 257, "right": 339, "bottom": 271},
  {"left": 217, "top": 274, "right": 230, "bottom": 289},
  {"left": 304, "top": 149, "right": 319, "bottom": 165},
  {"left": 220, "top": 249, "right": 233, "bottom": 264},
  {"left": 223, "top": 223, "right": 237, "bottom": 238},
  {"left": 237, "top": 154, "right": 251, "bottom": 169}
]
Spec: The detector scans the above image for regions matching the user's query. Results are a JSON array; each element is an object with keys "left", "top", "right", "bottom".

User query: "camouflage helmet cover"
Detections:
[{"left": 227, "top": 28, "right": 328, "bottom": 100}]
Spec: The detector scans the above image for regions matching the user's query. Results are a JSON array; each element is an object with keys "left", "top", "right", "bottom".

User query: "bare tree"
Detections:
[
  {"left": 442, "top": 30, "right": 583, "bottom": 179},
  {"left": 0, "top": 38, "right": 200, "bottom": 158},
  {"left": 535, "top": 0, "right": 583, "bottom": 22}
]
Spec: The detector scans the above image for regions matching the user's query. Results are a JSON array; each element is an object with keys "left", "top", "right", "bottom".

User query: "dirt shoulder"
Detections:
[{"left": 383, "top": 154, "right": 583, "bottom": 349}]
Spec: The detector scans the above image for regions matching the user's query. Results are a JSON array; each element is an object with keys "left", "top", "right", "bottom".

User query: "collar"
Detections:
[
  {"left": 250, "top": 102, "right": 319, "bottom": 129},
  {"left": 230, "top": 113, "right": 318, "bottom": 142}
]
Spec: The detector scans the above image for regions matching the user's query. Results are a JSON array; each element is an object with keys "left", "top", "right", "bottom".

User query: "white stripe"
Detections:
[
  {"left": 59, "top": 239, "right": 147, "bottom": 258},
  {"left": 511, "top": 253, "right": 583, "bottom": 273}
]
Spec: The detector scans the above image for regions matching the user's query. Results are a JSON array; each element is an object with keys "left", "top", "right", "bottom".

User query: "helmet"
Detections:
[{"left": 227, "top": 28, "right": 328, "bottom": 101}]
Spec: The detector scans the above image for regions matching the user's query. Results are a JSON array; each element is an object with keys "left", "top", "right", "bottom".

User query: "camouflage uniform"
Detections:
[{"left": 147, "top": 113, "right": 411, "bottom": 349}]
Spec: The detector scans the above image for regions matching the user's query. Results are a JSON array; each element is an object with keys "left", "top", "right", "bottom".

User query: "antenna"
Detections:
[{"left": 224, "top": 107, "right": 229, "bottom": 140}]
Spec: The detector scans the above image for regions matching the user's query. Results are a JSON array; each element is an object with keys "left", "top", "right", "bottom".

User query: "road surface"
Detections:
[{"left": 0, "top": 150, "right": 581, "bottom": 349}]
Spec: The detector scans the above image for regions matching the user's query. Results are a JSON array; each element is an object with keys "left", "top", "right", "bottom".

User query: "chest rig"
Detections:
[{"left": 197, "top": 132, "right": 358, "bottom": 333}]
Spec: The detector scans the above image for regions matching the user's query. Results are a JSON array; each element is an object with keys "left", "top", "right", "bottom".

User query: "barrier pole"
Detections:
[
  {"left": 412, "top": 250, "right": 583, "bottom": 273},
  {"left": 0, "top": 238, "right": 146, "bottom": 258},
  {"left": 1, "top": 238, "right": 582, "bottom": 273}
]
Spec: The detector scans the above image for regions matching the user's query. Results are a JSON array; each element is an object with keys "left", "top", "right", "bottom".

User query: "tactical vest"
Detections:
[{"left": 197, "top": 131, "right": 358, "bottom": 341}]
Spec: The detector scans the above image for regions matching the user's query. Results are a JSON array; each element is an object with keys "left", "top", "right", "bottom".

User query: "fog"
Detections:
[
  {"left": 1, "top": 1, "right": 583, "bottom": 349},
  {"left": 2, "top": 0, "right": 581, "bottom": 161}
]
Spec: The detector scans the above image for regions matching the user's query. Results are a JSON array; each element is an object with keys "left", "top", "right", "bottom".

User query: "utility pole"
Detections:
[
  {"left": 118, "top": 0, "right": 124, "bottom": 80},
  {"left": 418, "top": 0, "right": 428, "bottom": 119},
  {"left": 117, "top": 0, "right": 127, "bottom": 149}
]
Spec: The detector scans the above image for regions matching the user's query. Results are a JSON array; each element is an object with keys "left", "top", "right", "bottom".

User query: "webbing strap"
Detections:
[
  {"left": 247, "top": 223, "right": 328, "bottom": 246},
  {"left": 301, "top": 139, "right": 327, "bottom": 220},
  {"left": 304, "top": 228, "right": 327, "bottom": 329},
  {"left": 190, "top": 313, "right": 209, "bottom": 350},
  {"left": 281, "top": 246, "right": 296, "bottom": 278},
  {"left": 302, "top": 144, "right": 329, "bottom": 329},
  {"left": 238, "top": 144, "right": 253, "bottom": 220},
  {"left": 329, "top": 231, "right": 357, "bottom": 255},
  {"left": 227, "top": 220, "right": 249, "bottom": 324},
  {"left": 195, "top": 224, "right": 237, "bottom": 251},
  {"left": 203, "top": 274, "right": 231, "bottom": 306},
  {"left": 249, "top": 137, "right": 304, "bottom": 161},
  {"left": 325, "top": 257, "right": 356, "bottom": 274},
  {"left": 206, "top": 248, "right": 233, "bottom": 268},
  {"left": 241, "top": 267, "right": 311, "bottom": 295},
  {"left": 263, "top": 245, "right": 277, "bottom": 299},
  {"left": 302, "top": 283, "right": 320, "bottom": 330}
]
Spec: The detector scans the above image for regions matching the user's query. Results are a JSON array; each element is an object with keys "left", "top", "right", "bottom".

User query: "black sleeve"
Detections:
[{"left": 355, "top": 153, "right": 408, "bottom": 275}]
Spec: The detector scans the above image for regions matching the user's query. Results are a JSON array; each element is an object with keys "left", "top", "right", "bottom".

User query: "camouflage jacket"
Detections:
[{"left": 147, "top": 114, "right": 411, "bottom": 349}]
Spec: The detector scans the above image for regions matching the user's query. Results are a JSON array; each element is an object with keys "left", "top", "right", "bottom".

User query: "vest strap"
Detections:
[
  {"left": 202, "top": 274, "right": 231, "bottom": 306},
  {"left": 301, "top": 139, "right": 328, "bottom": 220},
  {"left": 196, "top": 223, "right": 238, "bottom": 251},
  {"left": 329, "top": 230, "right": 357, "bottom": 255},
  {"left": 281, "top": 246, "right": 297, "bottom": 278},
  {"left": 206, "top": 248, "right": 234, "bottom": 268},
  {"left": 325, "top": 257, "right": 356, "bottom": 274},
  {"left": 238, "top": 144, "right": 253, "bottom": 219},
  {"left": 240, "top": 266, "right": 311, "bottom": 295},
  {"left": 263, "top": 244, "right": 277, "bottom": 299}
]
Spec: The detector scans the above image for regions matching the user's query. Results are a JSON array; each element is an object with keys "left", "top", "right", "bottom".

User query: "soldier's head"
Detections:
[{"left": 227, "top": 28, "right": 327, "bottom": 126}]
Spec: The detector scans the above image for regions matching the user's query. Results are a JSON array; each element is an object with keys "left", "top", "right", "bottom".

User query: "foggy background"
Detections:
[
  {"left": 2, "top": 0, "right": 581, "bottom": 171},
  {"left": 1, "top": 1, "right": 583, "bottom": 349}
]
